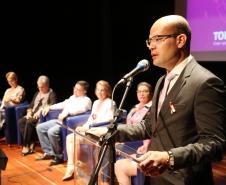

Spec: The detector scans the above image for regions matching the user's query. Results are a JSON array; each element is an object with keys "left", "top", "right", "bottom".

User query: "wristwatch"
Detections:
[{"left": 167, "top": 150, "right": 174, "bottom": 170}]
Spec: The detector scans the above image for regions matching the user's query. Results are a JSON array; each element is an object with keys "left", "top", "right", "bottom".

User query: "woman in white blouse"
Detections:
[
  {"left": 62, "top": 80, "right": 116, "bottom": 181},
  {"left": 0, "top": 71, "right": 25, "bottom": 133},
  {"left": 1, "top": 71, "right": 25, "bottom": 108}
]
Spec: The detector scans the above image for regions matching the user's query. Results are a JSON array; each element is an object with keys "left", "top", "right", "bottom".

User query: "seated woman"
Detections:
[
  {"left": 18, "top": 75, "right": 57, "bottom": 156},
  {"left": 0, "top": 71, "right": 25, "bottom": 136},
  {"left": 114, "top": 81, "right": 153, "bottom": 185},
  {"left": 62, "top": 80, "right": 116, "bottom": 181}
]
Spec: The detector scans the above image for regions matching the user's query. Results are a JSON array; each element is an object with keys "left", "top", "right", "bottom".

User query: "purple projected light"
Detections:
[{"left": 187, "top": 0, "right": 226, "bottom": 52}]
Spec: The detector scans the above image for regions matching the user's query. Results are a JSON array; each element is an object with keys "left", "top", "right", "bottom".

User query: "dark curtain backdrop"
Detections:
[{"left": 2, "top": 0, "right": 226, "bottom": 111}]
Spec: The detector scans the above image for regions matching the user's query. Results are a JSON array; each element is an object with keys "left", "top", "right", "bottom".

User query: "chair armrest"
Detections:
[
  {"left": 65, "top": 112, "right": 91, "bottom": 129},
  {"left": 89, "top": 109, "right": 127, "bottom": 128},
  {"left": 15, "top": 104, "right": 30, "bottom": 120},
  {"left": 89, "top": 121, "right": 111, "bottom": 128},
  {"left": 40, "top": 109, "right": 62, "bottom": 123},
  {"left": 89, "top": 115, "right": 126, "bottom": 128}
]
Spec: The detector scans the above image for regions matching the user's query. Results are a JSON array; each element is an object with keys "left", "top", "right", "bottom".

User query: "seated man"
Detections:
[{"left": 36, "top": 80, "right": 92, "bottom": 166}]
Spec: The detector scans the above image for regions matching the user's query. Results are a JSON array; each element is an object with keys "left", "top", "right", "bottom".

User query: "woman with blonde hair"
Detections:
[
  {"left": 1, "top": 72, "right": 25, "bottom": 107},
  {"left": 0, "top": 71, "right": 25, "bottom": 134},
  {"left": 62, "top": 80, "right": 116, "bottom": 181}
]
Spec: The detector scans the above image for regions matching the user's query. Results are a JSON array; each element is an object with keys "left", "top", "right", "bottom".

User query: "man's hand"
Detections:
[
  {"left": 42, "top": 106, "right": 50, "bottom": 116},
  {"left": 137, "top": 151, "right": 169, "bottom": 176},
  {"left": 33, "top": 112, "right": 40, "bottom": 120},
  {"left": 58, "top": 112, "right": 68, "bottom": 121}
]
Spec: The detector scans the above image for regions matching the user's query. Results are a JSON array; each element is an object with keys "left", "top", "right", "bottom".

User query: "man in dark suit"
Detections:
[{"left": 115, "top": 15, "right": 226, "bottom": 185}]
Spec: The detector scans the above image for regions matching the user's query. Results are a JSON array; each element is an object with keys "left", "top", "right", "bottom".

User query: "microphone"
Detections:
[{"left": 117, "top": 59, "right": 150, "bottom": 84}]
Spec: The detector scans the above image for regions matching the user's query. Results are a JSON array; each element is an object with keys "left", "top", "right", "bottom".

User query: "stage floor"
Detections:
[{"left": 1, "top": 140, "right": 226, "bottom": 185}]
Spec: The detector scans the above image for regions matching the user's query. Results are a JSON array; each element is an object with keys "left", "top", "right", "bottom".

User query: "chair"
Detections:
[
  {"left": 62, "top": 111, "right": 91, "bottom": 160},
  {"left": 4, "top": 101, "right": 29, "bottom": 145},
  {"left": 39, "top": 109, "right": 62, "bottom": 123},
  {"left": 15, "top": 102, "right": 30, "bottom": 145},
  {"left": 40, "top": 110, "right": 91, "bottom": 160},
  {"left": 131, "top": 169, "right": 145, "bottom": 185},
  {"left": 4, "top": 106, "right": 17, "bottom": 145},
  {"left": 123, "top": 140, "right": 145, "bottom": 185}
]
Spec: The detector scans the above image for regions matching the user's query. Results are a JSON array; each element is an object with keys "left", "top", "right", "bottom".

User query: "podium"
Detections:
[
  {"left": 74, "top": 129, "right": 140, "bottom": 185},
  {"left": 74, "top": 130, "right": 109, "bottom": 185}
]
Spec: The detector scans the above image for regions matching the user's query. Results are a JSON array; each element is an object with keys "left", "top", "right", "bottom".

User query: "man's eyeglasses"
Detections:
[
  {"left": 137, "top": 90, "right": 149, "bottom": 94},
  {"left": 74, "top": 87, "right": 85, "bottom": 92},
  {"left": 146, "top": 34, "right": 179, "bottom": 47}
]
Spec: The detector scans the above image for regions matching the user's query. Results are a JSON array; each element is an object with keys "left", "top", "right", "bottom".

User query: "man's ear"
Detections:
[{"left": 177, "top": 34, "right": 187, "bottom": 49}]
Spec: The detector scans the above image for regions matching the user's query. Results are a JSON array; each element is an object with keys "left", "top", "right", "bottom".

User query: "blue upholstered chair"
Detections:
[
  {"left": 121, "top": 140, "right": 145, "bottom": 185},
  {"left": 131, "top": 169, "right": 145, "bottom": 185},
  {"left": 4, "top": 106, "right": 17, "bottom": 144},
  {"left": 15, "top": 102, "right": 30, "bottom": 145},
  {"left": 62, "top": 111, "right": 91, "bottom": 160},
  {"left": 40, "top": 109, "right": 91, "bottom": 160},
  {"left": 4, "top": 101, "right": 29, "bottom": 145},
  {"left": 39, "top": 109, "right": 62, "bottom": 123}
]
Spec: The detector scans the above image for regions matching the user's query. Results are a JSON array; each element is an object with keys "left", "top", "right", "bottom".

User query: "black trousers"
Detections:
[{"left": 19, "top": 116, "right": 38, "bottom": 146}]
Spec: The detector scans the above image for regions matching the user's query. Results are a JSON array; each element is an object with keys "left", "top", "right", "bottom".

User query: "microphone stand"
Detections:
[{"left": 88, "top": 77, "right": 133, "bottom": 185}]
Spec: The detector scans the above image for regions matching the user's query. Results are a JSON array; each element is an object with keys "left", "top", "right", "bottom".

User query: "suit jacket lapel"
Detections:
[
  {"left": 152, "top": 75, "right": 165, "bottom": 124},
  {"left": 159, "top": 59, "right": 197, "bottom": 118}
]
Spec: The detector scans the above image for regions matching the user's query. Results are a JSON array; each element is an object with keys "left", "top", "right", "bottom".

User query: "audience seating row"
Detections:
[{"left": 4, "top": 104, "right": 144, "bottom": 184}]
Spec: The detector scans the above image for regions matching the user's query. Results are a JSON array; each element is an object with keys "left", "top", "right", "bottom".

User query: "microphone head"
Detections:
[
  {"left": 136, "top": 59, "right": 150, "bottom": 72},
  {"left": 116, "top": 59, "right": 150, "bottom": 86}
]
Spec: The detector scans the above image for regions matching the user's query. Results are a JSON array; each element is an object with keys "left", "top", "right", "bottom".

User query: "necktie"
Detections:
[{"left": 157, "top": 73, "right": 176, "bottom": 115}]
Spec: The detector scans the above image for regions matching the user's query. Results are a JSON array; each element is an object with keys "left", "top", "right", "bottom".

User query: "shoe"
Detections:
[
  {"left": 29, "top": 149, "right": 35, "bottom": 154},
  {"left": 49, "top": 158, "right": 64, "bottom": 166},
  {"left": 21, "top": 146, "right": 30, "bottom": 156},
  {"left": 22, "top": 151, "right": 30, "bottom": 156},
  {"left": 22, "top": 146, "right": 29, "bottom": 152},
  {"left": 62, "top": 170, "right": 74, "bottom": 181},
  {"left": 29, "top": 143, "right": 35, "bottom": 151},
  {"left": 62, "top": 164, "right": 75, "bottom": 181},
  {"left": 36, "top": 153, "right": 54, "bottom": 160},
  {"left": 29, "top": 143, "right": 35, "bottom": 154}
]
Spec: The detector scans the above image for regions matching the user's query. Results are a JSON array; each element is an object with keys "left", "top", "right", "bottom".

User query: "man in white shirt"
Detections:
[{"left": 36, "top": 80, "right": 92, "bottom": 166}]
